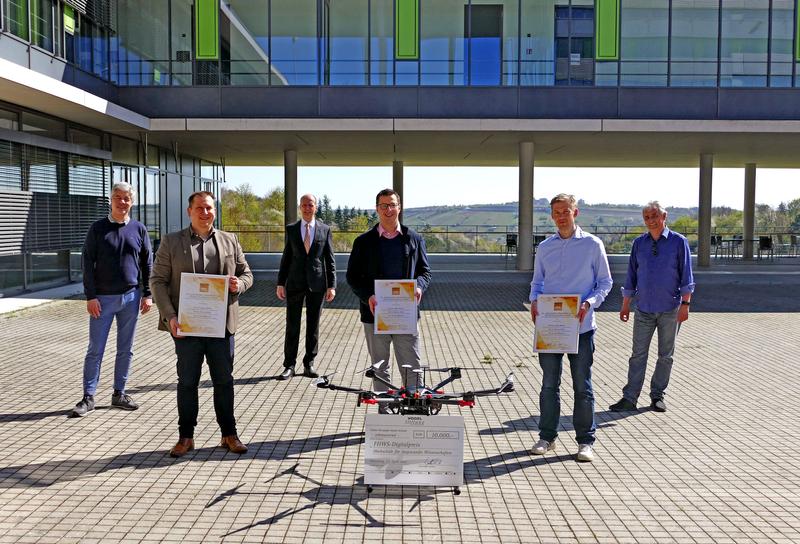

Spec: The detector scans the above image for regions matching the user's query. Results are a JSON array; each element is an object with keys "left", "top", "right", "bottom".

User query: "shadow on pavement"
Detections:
[{"left": 478, "top": 408, "right": 644, "bottom": 436}]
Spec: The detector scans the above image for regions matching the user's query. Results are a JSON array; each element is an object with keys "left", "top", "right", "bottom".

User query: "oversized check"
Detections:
[
  {"left": 534, "top": 294, "right": 581, "bottom": 354},
  {"left": 374, "top": 279, "right": 418, "bottom": 335},
  {"left": 177, "top": 273, "right": 229, "bottom": 338},
  {"left": 364, "top": 414, "right": 464, "bottom": 487}
]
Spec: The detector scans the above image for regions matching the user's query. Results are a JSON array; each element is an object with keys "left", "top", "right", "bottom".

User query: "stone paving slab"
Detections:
[{"left": 0, "top": 271, "right": 798, "bottom": 543}]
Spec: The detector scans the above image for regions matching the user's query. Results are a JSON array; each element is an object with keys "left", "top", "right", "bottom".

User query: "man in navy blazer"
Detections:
[
  {"left": 347, "top": 189, "right": 431, "bottom": 410},
  {"left": 277, "top": 194, "right": 336, "bottom": 379}
]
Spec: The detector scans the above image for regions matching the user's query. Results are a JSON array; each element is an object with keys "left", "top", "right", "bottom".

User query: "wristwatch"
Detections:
[{"left": 680, "top": 300, "right": 691, "bottom": 306}]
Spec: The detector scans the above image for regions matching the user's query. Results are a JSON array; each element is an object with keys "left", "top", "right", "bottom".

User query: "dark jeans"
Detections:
[
  {"left": 537, "top": 330, "right": 596, "bottom": 445},
  {"left": 284, "top": 289, "right": 325, "bottom": 368},
  {"left": 173, "top": 334, "right": 237, "bottom": 439}
]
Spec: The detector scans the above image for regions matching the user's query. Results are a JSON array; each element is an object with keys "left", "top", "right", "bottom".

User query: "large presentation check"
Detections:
[
  {"left": 364, "top": 415, "right": 464, "bottom": 487},
  {"left": 177, "top": 273, "right": 229, "bottom": 338},
  {"left": 374, "top": 279, "right": 418, "bottom": 335},
  {"left": 534, "top": 294, "right": 581, "bottom": 354}
]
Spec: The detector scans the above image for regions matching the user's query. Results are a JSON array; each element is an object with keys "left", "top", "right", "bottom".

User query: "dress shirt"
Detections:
[
  {"left": 529, "top": 226, "right": 613, "bottom": 334},
  {"left": 190, "top": 226, "right": 220, "bottom": 275},
  {"left": 622, "top": 227, "right": 695, "bottom": 313},
  {"left": 377, "top": 223, "right": 402, "bottom": 239},
  {"left": 301, "top": 218, "right": 316, "bottom": 245}
]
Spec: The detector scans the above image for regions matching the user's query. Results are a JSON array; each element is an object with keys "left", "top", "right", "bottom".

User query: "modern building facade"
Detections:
[{"left": 2, "top": 0, "right": 800, "bottom": 292}]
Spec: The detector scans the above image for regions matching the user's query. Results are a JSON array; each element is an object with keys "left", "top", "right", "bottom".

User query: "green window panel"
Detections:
[
  {"left": 796, "top": 4, "right": 800, "bottom": 61},
  {"left": 5, "top": 0, "right": 29, "bottom": 40},
  {"left": 595, "top": 0, "right": 620, "bottom": 61},
  {"left": 395, "top": 0, "right": 419, "bottom": 60},
  {"left": 195, "top": 0, "right": 220, "bottom": 61},
  {"left": 64, "top": 5, "right": 74, "bottom": 35}
]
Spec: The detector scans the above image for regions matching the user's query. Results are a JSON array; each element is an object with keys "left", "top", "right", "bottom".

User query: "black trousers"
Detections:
[
  {"left": 173, "top": 334, "right": 236, "bottom": 438},
  {"left": 283, "top": 289, "right": 325, "bottom": 368}
]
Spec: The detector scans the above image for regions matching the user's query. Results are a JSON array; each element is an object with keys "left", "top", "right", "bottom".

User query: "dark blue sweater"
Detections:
[{"left": 82, "top": 217, "right": 153, "bottom": 299}]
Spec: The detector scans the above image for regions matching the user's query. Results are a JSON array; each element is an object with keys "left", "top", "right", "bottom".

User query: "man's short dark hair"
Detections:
[
  {"left": 188, "top": 191, "right": 215, "bottom": 207},
  {"left": 376, "top": 188, "right": 400, "bottom": 206}
]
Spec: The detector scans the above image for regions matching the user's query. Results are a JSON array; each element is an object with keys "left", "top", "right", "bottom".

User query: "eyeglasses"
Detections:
[
  {"left": 378, "top": 203, "right": 399, "bottom": 210},
  {"left": 651, "top": 239, "right": 658, "bottom": 256}
]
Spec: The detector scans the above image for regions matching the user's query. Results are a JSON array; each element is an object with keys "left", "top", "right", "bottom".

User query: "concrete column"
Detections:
[
  {"left": 393, "top": 160, "right": 404, "bottom": 224},
  {"left": 518, "top": 142, "right": 534, "bottom": 271},
  {"left": 743, "top": 163, "right": 756, "bottom": 260},
  {"left": 284, "top": 149, "right": 298, "bottom": 226},
  {"left": 697, "top": 154, "right": 714, "bottom": 267}
]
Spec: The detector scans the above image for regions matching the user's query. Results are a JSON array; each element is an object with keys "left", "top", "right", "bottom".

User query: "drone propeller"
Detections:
[
  {"left": 311, "top": 373, "right": 336, "bottom": 387},
  {"left": 354, "top": 360, "right": 387, "bottom": 375}
]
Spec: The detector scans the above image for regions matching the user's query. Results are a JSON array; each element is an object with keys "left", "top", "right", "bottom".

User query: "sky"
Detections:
[{"left": 225, "top": 166, "right": 800, "bottom": 211}]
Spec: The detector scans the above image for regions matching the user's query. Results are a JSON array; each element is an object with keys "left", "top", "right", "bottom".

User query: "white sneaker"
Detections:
[
  {"left": 531, "top": 439, "right": 556, "bottom": 455},
  {"left": 576, "top": 444, "right": 594, "bottom": 462}
]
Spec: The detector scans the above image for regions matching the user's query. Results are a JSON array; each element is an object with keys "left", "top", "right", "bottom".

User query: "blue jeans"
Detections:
[
  {"left": 82, "top": 289, "right": 142, "bottom": 396},
  {"left": 622, "top": 307, "right": 679, "bottom": 402},
  {"left": 538, "top": 330, "right": 596, "bottom": 445}
]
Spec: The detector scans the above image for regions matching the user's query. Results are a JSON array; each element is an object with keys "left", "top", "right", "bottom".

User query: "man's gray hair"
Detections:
[
  {"left": 111, "top": 181, "right": 136, "bottom": 201},
  {"left": 644, "top": 200, "right": 665, "bottom": 214},
  {"left": 550, "top": 193, "right": 577, "bottom": 208}
]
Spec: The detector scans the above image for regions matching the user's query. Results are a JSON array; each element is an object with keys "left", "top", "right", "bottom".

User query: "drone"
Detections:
[{"left": 312, "top": 360, "right": 515, "bottom": 416}]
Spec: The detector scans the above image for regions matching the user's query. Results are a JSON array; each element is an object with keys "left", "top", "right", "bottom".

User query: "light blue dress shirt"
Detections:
[{"left": 529, "top": 226, "right": 613, "bottom": 334}]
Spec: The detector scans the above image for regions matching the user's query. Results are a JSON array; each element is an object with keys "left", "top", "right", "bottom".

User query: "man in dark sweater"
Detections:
[
  {"left": 71, "top": 182, "right": 153, "bottom": 417},
  {"left": 346, "top": 189, "right": 431, "bottom": 411}
]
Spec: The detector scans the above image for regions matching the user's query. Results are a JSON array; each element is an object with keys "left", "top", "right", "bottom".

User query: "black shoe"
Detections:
[
  {"left": 651, "top": 398, "right": 667, "bottom": 412},
  {"left": 71, "top": 395, "right": 95, "bottom": 417},
  {"left": 279, "top": 367, "right": 295, "bottom": 380},
  {"left": 111, "top": 391, "right": 139, "bottom": 411},
  {"left": 303, "top": 364, "right": 318, "bottom": 378},
  {"left": 609, "top": 398, "right": 637, "bottom": 412}
]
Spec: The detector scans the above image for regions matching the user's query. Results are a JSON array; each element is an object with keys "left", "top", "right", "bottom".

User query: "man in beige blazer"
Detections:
[{"left": 150, "top": 191, "right": 253, "bottom": 458}]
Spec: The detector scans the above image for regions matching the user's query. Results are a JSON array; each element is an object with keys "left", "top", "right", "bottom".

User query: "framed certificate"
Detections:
[
  {"left": 177, "top": 273, "right": 229, "bottom": 338},
  {"left": 374, "top": 279, "right": 418, "bottom": 335},
  {"left": 534, "top": 294, "right": 581, "bottom": 354}
]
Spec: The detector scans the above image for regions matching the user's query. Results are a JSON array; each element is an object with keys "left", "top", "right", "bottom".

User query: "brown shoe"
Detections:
[
  {"left": 169, "top": 437, "right": 194, "bottom": 458},
  {"left": 220, "top": 435, "right": 248, "bottom": 454}
]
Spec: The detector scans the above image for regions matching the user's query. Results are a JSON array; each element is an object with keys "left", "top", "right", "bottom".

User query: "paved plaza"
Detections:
[{"left": 0, "top": 259, "right": 799, "bottom": 543}]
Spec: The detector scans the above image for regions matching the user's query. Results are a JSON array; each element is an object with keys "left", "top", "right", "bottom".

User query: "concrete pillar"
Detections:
[
  {"left": 393, "top": 160, "right": 404, "bottom": 224},
  {"left": 697, "top": 154, "right": 713, "bottom": 267},
  {"left": 284, "top": 149, "right": 298, "bottom": 226},
  {"left": 518, "top": 142, "right": 534, "bottom": 271},
  {"left": 743, "top": 163, "right": 756, "bottom": 260}
]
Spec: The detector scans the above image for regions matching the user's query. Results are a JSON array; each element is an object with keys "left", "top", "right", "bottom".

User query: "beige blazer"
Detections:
[{"left": 150, "top": 228, "right": 253, "bottom": 335}]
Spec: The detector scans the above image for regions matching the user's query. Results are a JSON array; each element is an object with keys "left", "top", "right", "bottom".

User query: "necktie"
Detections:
[{"left": 304, "top": 223, "right": 311, "bottom": 254}]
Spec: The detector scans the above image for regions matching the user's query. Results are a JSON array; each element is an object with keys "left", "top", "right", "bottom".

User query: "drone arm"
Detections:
[
  {"left": 364, "top": 368, "right": 401, "bottom": 392},
  {"left": 430, "top": 367, "right": 462, "bottom": 392}
]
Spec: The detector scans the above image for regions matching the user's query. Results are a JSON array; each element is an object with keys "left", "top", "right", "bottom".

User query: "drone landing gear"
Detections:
[
  {"left": 367, "top": 485, "right": 374, "bottom": 494},
  {"left": 453, "top": 487, "right": 461, "bottom": 495}
]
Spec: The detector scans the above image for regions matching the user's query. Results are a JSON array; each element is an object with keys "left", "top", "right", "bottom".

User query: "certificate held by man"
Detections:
[
  {"left": 374, "top": 279, "right": 418, "bottom": 335},
  {"left": 177, "top": 272, "right": 229, "bottom": 338},
  {"left": 534, "top": 294, "right": 581, "bottom": 354}
]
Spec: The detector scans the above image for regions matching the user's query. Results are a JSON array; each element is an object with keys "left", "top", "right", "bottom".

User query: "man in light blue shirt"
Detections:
[
  {"left": 610, "top": 201, "right": 694, "bottom": 414},
  {"left": 529, "top": 194, "right": 612, "bottom": 463}
]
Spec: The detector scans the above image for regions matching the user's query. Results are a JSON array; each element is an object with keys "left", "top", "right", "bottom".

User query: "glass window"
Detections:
[
  {"left": 3, "top": 0, "right": 29, "bottom": 40},
  {"left": 224, "top": 0, "right": 270, "bottom": 85},
  {"left": 620, "top": 0, "right": 668, "bottom": 86},
  {"left": 420, "top": 0, "right": 465, "bottom": 85},
  {"left": 26, "top": 146, "right": 61, "bottom": 193},
  {"left": 469, "top": 0, "right": 519, "bottom": 86},
  {"left": 720, "top": 0, "right": 768, "bottom": 87},
  {"left": 370, "top": 0, "right": 394, "bottom": 84},
  {"left": 769, "top": 0, "right": 794, "bottom": 87},
  {"left": 0, "top": 140, "right": 23, "bottom": 191},
  {"left": 30, "top": 0, "right": 54, "bottom": 52},
  {"left": 21, "top": 112, "right": 65, "bottom": 141},
  {"left": 68, "top": 155, "right": 105, "bottom": 196},
  {"left": 114, "top": 0, "right": 169, "bottom": 85},
  {"left": 520, "top": 0, "right": 560, "bottom": 86},
  {"left": 112, "top": 136, "right": 140, "bottom": 164},
  {"left": 0, "top": 108, "right": 19, "bottom": 131},
  {"left": 69, "top": 128, "right": 103, "bottom": 149},
  {"left": 170, "top": 0, "right": 194, "bottom": 85},
  {"left": 271, "top": 0, "right": 318, "bottom": 85},
  {"left": 670, "top": 0, "right": 719, "bottom": 87},
  {"left": 326, "top": 0, "right": 368, "bottom": 85},
  {"left": 144, "top": 169, "right": 160, "bottom": 239}
]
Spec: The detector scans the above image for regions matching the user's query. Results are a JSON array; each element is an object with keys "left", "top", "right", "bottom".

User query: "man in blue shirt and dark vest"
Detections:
[
  {"left": 530, "top": 194, "right": 613, "bottom": 462},
  {"left": 346, "top": 189, "right": 431, "bottom": 412},
  {"left": 71, "top": 182, "right": 153, "bottom": 417},
  {"left": 610, "top": 201, "right": 695, "bottom": 413}
]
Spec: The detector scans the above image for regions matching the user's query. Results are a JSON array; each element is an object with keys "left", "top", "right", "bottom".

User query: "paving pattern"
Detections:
[{"left": 0, "top": 269, "right": 798, "bottom": 543}]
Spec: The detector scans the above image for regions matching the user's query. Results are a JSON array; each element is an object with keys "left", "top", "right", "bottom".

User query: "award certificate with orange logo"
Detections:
[
  {"left": 177, "top": 273, "right": 229, "bottom": 338},
  {"left": 533, "top": 294, "right": 581, "bottom": 354},
  {"left": 374, "top": 279, "right": 418, "bottom": 335}
]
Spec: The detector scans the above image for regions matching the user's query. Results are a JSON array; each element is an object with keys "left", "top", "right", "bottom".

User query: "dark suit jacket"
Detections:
[
  {"left": 346, "top": 224, "right": 431, "bottom": 324},
  {"left": 277, "top": 220, "right": 336, "bottom": 293},
  {"left": 150, "top": 228, "right": 253, "bottom": 335}
]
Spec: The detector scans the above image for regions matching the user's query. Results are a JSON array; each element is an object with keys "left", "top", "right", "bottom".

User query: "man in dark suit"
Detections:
[
  {"left": 347, "top": 189, "right": 431, "bottom": 411},
  {"left": 150, "top": 191, "right": 253, "bottom": 458},
  {"left": 277, "top": 193, "right": 336, "bottom": 380}
]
